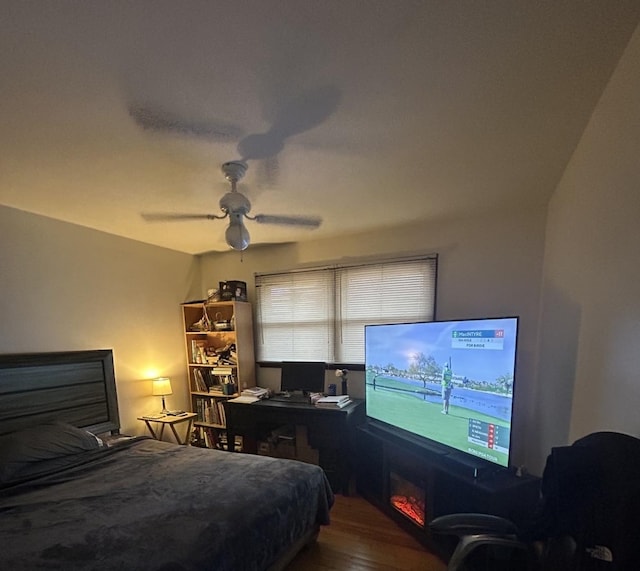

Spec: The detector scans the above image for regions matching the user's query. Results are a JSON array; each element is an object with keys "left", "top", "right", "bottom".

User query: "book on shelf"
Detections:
[
  {"left": 193, "top": 368, "right": 208, "bottom": 392},
  {"left": 211, "top": 366, "right": 234, "bottom": 375},
  {"left": 193, "top": 368, "right": 232, "bottom": 391},
  {"left": 217, "top": 400, "right": 226, "bottom": 426},
  {"left": 190, "top": 340, "right": 208, "bottom": 364},
  {"left": 200, "top": 426, "right": 221, "bottom": 449},
  {"left": 194, "top": 396, "right": 227, "bottom": 425},
  {"left": 190, "top": 339, "right": 198, "bottom": 362},
  {"left": 193, "top": 421, "right": 235, "bottom": 449}
]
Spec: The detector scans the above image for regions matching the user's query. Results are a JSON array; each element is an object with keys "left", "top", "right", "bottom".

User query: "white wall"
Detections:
[
  {"left": 0, "top": 205, "right": 200, "bottom": 434},
  {"left": 533, "top": 25, "right": 640, "bottom": 472},
  {"left": 200, "top": 206, "right": 547, "bottom": 471}
]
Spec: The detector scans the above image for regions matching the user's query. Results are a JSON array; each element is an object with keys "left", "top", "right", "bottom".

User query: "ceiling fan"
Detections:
[{"left": 141, "top": 161, "right": 322, "bottom": 251}]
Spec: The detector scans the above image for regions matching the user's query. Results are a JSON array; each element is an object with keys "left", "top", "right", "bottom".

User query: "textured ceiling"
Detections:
[{"left": 1, "top": 1, "right": 639, "bottom": 254}]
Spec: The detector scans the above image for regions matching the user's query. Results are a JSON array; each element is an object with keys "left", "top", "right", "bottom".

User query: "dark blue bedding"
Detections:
[{"left": 0, "top": 437, "right": 334, "bottom": 570}]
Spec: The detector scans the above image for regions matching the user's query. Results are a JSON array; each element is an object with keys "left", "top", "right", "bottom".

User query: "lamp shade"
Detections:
[{"left": 152, "top": 377, "right": 173, "bottom": 396}]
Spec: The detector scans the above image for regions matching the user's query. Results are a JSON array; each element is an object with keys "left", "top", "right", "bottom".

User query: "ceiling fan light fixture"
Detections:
[{"left": 225, "top": 216, "right": 251, "bottom": 251}]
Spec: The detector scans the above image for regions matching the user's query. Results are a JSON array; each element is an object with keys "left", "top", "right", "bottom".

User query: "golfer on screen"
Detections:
[{"left": 441, "top": 359, "right": 453, "bottom": 414}]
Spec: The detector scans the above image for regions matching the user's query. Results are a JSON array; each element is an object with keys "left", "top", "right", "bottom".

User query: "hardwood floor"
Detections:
[{"left": 286, "top": 494, "right": 447, "bottom": 571}]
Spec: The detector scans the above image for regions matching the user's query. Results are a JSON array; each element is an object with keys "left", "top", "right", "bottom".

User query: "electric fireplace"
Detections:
[{"left": 389, "top": 470, "right": 425, "bottom": 527}]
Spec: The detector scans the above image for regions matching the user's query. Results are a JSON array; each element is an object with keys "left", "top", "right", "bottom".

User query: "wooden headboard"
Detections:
[{"left": 0, "top": 349, "right": 120, "bottom": 435}]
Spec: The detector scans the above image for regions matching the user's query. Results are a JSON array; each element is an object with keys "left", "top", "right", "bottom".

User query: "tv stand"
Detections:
[
  {"left": 367, "top": 421, "right": 451, "bottom": 456},
  {"left": 445, "top": 450, "right": 498, "bottom": 480},
  {"left": 356, "top": 424, "right": 540, "bottom": 554}
]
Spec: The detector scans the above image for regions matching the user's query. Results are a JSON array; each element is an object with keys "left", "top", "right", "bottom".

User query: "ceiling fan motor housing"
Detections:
[
  {"left": 220, "top": 191, "right": 251, "bottom": 214},
  {"left": 222, "top": 161, "right": 247, "bottom": 183}
]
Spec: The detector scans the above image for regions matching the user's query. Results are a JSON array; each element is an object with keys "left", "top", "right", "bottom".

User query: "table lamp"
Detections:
[{"left": 152, "top": 377, "right": 173, "bottom": 414}]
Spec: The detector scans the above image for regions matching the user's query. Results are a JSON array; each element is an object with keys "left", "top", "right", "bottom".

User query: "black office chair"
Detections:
[{"left": 430, "top": 431, "right": 640, "bottom": 571}]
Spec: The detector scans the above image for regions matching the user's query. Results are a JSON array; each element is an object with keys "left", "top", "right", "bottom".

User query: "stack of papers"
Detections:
[
  {"left": 228, "top": 395, "right": 260, "bottom": 404},
  {"left": 241, "top": 387, "right": 269, "bottom": 399},
  {"left": 315, "top": 395, "right": 351, "bottom": 408},
  {"left": 309, "top": 392, "right": 324, "bottom": 404}
]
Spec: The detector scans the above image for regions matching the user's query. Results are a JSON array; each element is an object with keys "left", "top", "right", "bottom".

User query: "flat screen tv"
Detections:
[{"left": 364, "top": 316, "right": 519, "bottom": 469}]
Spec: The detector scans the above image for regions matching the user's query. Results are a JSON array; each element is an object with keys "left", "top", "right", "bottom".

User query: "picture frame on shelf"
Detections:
[{"left": 219, "top": 280, "right": 247, "bottom": 301}]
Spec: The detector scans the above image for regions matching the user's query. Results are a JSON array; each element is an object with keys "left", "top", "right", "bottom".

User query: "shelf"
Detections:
[
  {"left": 191, "top": 391, "right": 239, "bottom": 398},
  {"left": 194, "top": 421, "right": 226, "bottom": 429},
  {"left": 188, "top": 363, "right": 237, "bottom": 368},
  {"left": 185, "top": 331, "right": 236, "bottom": 335}
]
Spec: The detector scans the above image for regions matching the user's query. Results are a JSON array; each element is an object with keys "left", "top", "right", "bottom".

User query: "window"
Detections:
[{"left": 255, "top": 255, "right": 437, "bottom": 364}]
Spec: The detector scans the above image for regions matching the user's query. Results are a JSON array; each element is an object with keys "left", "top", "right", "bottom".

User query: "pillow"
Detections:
[{"left": 0, "top": 421, "right": 103, "bottom": 484}]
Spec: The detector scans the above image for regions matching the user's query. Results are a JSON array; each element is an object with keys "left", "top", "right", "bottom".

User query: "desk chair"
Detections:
[{"left": 430, "top": 431, "right": 640, "bottom": 571}]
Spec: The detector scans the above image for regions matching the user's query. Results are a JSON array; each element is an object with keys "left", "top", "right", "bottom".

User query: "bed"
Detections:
[{"left": 0, "top": 350, "right": 334, "bottom": 571}]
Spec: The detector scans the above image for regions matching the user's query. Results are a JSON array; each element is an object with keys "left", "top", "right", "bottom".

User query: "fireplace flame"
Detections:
[{"left": 390, "top": 494, "right": 425, "bottom": 527}]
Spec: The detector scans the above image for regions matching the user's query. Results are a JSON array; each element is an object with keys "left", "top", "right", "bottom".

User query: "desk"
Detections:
[
  {"left": 224, "top": 398, "right": 365, "bottom": 494},
  {"left": 138, "top": 413, "right": 197, "bottom": 445}
]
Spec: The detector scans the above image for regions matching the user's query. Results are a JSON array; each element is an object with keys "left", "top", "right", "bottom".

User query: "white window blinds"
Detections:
[{"left": 256, "top": 256, "right": 437, "bottom": 364}]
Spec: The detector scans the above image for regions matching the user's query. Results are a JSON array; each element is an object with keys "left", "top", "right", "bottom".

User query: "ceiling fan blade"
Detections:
[
  {"left": 129, "top": 103, "right": 244, "bottom": 142},
  {"left": 141, "top": 213, "right": 225, "bottom": 222},
  {"left": 252, "top": 214, "right": 322, "bottom": 228}
]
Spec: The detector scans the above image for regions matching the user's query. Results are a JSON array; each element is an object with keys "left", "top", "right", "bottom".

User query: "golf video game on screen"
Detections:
[{"left": 365, "top": 317, "right": 518, "bottom": 468}]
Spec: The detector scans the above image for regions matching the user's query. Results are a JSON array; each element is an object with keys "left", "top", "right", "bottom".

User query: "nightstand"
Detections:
[{"left": 138, "top": 413, "right": 197, "bottom": 445}]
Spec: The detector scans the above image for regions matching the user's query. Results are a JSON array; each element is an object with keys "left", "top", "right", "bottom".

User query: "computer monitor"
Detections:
[{"left": 280, "top": 361, "right": 326, "bottom": 394}]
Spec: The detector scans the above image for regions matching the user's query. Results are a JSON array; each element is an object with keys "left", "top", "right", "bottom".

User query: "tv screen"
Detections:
[{"left": 364, "top": 317, "right": 519, "bottom": 468}]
